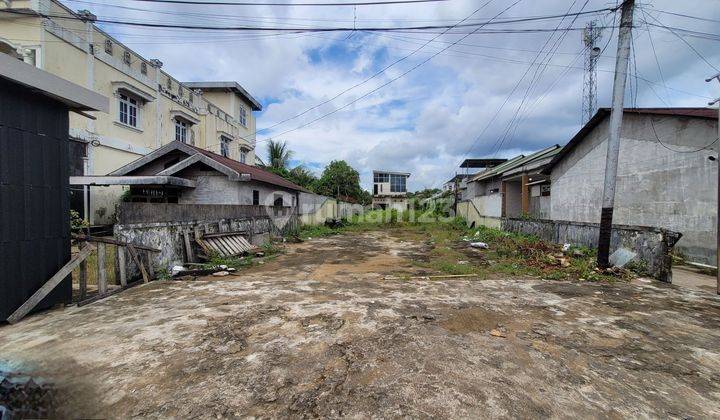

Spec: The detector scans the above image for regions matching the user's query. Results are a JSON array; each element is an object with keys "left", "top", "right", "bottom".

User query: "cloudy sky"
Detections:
[{"left": 64, "top": 0, "right": 720, "bottom": 191}]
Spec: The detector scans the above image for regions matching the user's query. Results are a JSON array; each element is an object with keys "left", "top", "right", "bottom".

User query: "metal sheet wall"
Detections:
[{"left": 0, "top": 78, "right": 72, "bottom": 320}]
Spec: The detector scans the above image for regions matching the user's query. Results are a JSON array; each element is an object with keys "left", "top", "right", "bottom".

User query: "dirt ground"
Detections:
[{"left": 2, "top": 230, "right": 720, "bottom": 418}]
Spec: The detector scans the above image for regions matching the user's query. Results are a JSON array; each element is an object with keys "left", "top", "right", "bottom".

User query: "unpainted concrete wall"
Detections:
[
  {"left": 114, "top": 203, "right": 297, "bottom": 279},
  {"left": 457, "top": 200, "right": 502, "bottom": 229},
  {"left": 177, "top": 168, "right": 297, "bottom": 207},
  {"left": 298, "top": 192, "right": 364, "bottom": 225},
  {"left": 551, "top": 114, "right": 718, "bottom": 264},
  {"left": 501, "top": 218, "right": 680, "bottom": 282}
]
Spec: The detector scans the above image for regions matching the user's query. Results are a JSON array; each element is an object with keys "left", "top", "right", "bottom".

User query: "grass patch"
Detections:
[{"left": 298, "top": 211, "right": 637, "bottom": 283}]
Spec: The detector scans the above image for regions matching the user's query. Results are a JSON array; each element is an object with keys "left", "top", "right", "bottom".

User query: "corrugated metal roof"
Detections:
[{"left": 470, "top": 145, "right": 561, "bottom": 182}]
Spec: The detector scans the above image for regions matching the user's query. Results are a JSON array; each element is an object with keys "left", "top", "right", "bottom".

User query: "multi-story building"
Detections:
[
  {"left": 372, "top": 170, "right": 410, "bottom": 211},
  {"left": 0, "top": 0, "right": 262, "bottom": 224}
]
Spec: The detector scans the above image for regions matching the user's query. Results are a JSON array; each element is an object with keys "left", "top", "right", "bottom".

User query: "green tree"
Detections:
[
  {"left": 267, "top": 139, "right": 293, "bottom": 170},
  {"left": 315, "top": 160, "right": 365, "bottom": 202}
]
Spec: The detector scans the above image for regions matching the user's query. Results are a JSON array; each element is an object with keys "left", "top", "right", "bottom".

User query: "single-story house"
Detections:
[
  {"left": 71, "top": 141, "right": 309, "bottom": 209},
  {"left": 543, "top": 107, "right": 718, "bottom": 265},
  {"left": 463, "top": 145, "right": 561, "bottom": 219}
]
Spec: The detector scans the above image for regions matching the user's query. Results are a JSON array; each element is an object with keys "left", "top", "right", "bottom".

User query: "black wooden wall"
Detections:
[{"left": 0, "top": 77, "right": 72, "bottom": 320}]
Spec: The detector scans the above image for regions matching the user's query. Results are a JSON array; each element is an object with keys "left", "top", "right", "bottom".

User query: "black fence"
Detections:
[{"left": 0, "top": 78, "right": 72, "bottom": 320}]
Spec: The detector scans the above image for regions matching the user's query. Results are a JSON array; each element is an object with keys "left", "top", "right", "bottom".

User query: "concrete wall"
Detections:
[
  {"left": 529, "top": 195, "right": 551, "bottom": 219},
  {"left": 457, "top": 200, "right": 502, "bottom": 229},
  {"left": 298, "top": 192, "right": 364, "bottom": 225},
  {"left": 177, "top": 168, "right": 297, "bottom": 207},
  {"left": 501, "top": 218, "right": 681, "bottom": 282},
  {"left": 551, "top": 113, "right": 718, "bottom": 264},
  {"left": 114, "top": 203, "right": 297, "bottom": 278}
]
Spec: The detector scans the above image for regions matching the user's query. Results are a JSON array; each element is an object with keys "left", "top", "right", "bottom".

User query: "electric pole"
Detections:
[
  {"left": 597, "top": 0, "right": 635, "bottom": 268},
  {"left": 705, "top": 71, "right": 720, "bottom": 294}
]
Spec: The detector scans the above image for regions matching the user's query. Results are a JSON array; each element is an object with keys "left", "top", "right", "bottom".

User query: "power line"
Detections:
[
  {"left": 257, "top": 0, "right": 495, "bottom": 133},
  {"left": 120, "top": 0, "right": 449, "bottom": 6},
  {"left": 255, "top": 0, "right": 526, "bottom": 144},
  {"left": 652, "top": 8, "right": 720, "bottom": 24},
  {"left": 2, "top": 7, "right": 617, "bottom": 33},
  {"left": 640, "top": 8, "right": 719, "bottom": 72}
]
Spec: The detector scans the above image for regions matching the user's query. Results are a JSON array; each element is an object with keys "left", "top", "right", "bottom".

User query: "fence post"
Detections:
[
  {"left": 117, "top": 246, "right": 127, "bottom": 287},
  {"left": 97, "top": 242, "right": 107, "bottom": 295}
]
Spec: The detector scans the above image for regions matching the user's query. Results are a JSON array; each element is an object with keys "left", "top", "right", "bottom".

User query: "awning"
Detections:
[{"left": 69, "top": 176, "right": 196, "bottom": 188}]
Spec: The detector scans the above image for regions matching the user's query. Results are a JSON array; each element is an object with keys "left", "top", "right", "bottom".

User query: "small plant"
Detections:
[
  {"left": 156, "top": 268, "right": 171, "bottom": 280},
  {"left": 70, "top": 210, "right": 88, "bottom": 233}
]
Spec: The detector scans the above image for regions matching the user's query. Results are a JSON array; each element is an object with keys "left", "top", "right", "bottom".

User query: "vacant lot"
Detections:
[{"left": 1, "top": 229, "right": 720, "bottom": 418}]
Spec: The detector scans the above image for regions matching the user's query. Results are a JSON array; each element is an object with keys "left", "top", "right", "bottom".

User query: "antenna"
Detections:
[{"left": 582, "top": 20, "right": 602, "bottom": 124}]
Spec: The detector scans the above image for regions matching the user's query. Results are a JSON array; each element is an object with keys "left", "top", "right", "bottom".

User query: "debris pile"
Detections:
[{"left": 0, "top": 371, "right": 57, "bottom": 419}]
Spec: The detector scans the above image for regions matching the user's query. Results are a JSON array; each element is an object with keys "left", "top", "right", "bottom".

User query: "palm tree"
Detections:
[{"left": 267, "top": 139, "right": 293, "bottom": 170}]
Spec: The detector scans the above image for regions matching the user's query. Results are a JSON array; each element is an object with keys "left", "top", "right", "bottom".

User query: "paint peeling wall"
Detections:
[
  {"left": 501, "top": 218, "right": 680, "bottom": 282},
  {"left": 299, "top": 192, "right": 364, "bottom": 225},
  {"left": 113, "top": 202, "right": 297, "bottom": 279},
  {"left": 550, "top": 114, "right": 718, "bottom": 265}
]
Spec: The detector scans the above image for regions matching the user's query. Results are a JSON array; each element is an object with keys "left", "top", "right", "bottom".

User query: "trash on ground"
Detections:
[
  {"left": 609, "top": 248, "right": 637, "bottom": 268},
  {"left": 470, "top": 242, "right": 489, "bottom": 249},
  {"left": 212, "top": 271, "right": 230, "bottom": 277}
]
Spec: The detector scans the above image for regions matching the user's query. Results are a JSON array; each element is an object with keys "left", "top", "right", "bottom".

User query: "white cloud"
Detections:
[{"left": 69, "top": 0, "right": 720, "bottom": 191}]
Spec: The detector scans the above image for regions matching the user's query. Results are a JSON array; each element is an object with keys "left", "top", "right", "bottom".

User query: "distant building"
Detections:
[
  {"left": 0, "top": 1, "right": 261, "bottom": 224},
  {"left": 372, "top": 170, "right": 410, "bottom": 211},
  {"left": 443, "top": 174, "right": 471, "bottom": 192}
]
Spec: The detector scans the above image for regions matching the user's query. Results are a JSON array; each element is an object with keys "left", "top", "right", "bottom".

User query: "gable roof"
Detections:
[
  {"left": 543, "top": 107, "right": 718, "bottom": 173},
  {"left": 109, "top": 141, "right": 309, "bottom": 192},
  {"left": 183, "top": 81, "right": 262, "bottom": 111},
  {"left": 187, "top": 145, "right": 310, "bottom": 192}
]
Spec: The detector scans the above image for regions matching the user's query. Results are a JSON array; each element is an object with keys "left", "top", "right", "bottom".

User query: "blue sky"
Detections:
[{"left": 67, "top": 0, "right": 720, "bottom": 191}]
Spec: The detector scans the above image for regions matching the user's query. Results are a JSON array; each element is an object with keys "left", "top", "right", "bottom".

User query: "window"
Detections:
[
  {"left": 373, "top": 172, "right": 389, "bottom": 183},
  {"left": 175, "top": 119, "right": 188, "bottom": 143},
  {"left": 252, "top": 190, "right": 260, "bottom": 206},
  {"left": 166, "top": 78, "right": 172, "bottom": 91},
  {"left": 140, "top": 62, "right": 147, "bottom": 75},
  {"left": 104, "top": 39, "right": 112, "bottom": 55},
  {"left": 178, "top": 86, "right": 183, "bottom": 98},
  {"left": 239, "top": 105, "right": 247, "bottom": 127},
  {"left": 118, "top": 93, "right": 138, "bottom": 128},
  {"left": 123, "top": 50, "right": 131, "bottom": 65},
  {"left": 88, "top": 44, "right": 94, "bottom": 55},
  {"left": 273, "top": 194, "right": 283, "bottom": 207},
  {"left": 390, "top": 174, "right": 406, "bottom": 193},
  {"left": 239, "top": 147, "right": 249, "bottom": 164},
  {"left": 220, "top": 136, "right": 231, "bottom": 158}
]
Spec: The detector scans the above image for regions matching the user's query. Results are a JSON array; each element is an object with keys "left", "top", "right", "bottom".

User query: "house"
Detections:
[
  {"left": 372, "top": 170, "right": 410, "bottom": 211},
  {"left": 0, "top": 54, "right": 108, "bottom": 320},
  {"left": 543, "top": 107, "right": 718, "bottom": 265},
  {"left": 462, "top": 146, "right": 560, "bottom": 219},
  {"left": 0, "top": 1, "right": 261, "bottom": 225},
  {"left": 71, "top": 141, "right": 309, "bottom": 209},
  {"left": 443, "top": 174, "right": 470, "bottom": 192}
]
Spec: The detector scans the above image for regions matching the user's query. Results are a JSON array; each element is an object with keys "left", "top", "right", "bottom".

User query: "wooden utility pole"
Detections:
[
  {"left": 597, "top": 0, "right": 635, "bottom": 268},
  {"left": 705, "top": 71, "right": 720, "bottom": 294}
]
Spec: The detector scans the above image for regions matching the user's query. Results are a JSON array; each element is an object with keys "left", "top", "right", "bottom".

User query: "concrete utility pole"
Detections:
[
  {"left": 705, "top": 71, "right": 720, "bottom": 294},
  {"left": 597, "top": 0, "right": 635, "bottom": 268}
]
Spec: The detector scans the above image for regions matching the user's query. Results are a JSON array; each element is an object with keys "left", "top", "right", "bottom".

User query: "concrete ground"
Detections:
[
  {"left": 2, "top": 230, "right": 720, "bottom": 418},
  {"left": 673, "top": 265, "right": 717, "bottom": 294}
]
